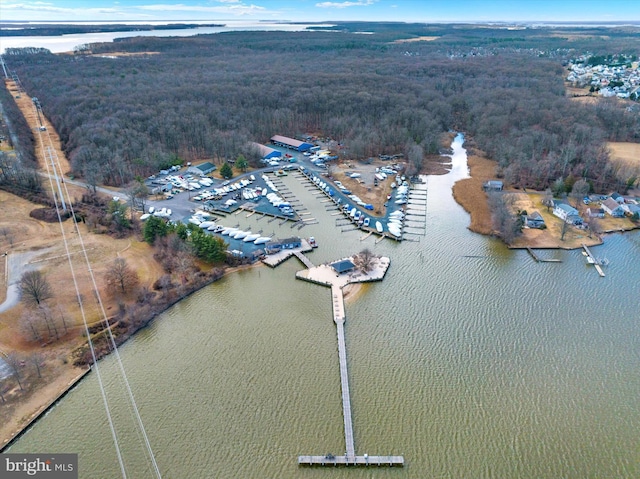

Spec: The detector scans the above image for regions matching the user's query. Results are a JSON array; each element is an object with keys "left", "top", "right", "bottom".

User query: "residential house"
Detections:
[
  {"left": 602, "top": 198, "right": 625, "bottom": 218},
  {"left": 523, "top": 211, "right": 545, "bottom": 228},
  {"left": 624, "top": 203, "right": 640, "bottom": 217},
  {"left": 610, "top": 192, "right": 624, "bottom": 204},
  {"left": 553, "top": 202, "right": 583, "bottom": 225}
]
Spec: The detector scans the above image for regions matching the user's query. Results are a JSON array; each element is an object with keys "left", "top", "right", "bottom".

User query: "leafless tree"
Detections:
[
  {"left": 105, "top": 257, "right": 139, "bottom": 295},
  {"left": 489, "top": 192, "right": 521, "bottom": 243},
  {"left": 542, "top": 188, "right": 554, "bottom": 212},
  {"left": 29, "top": 352, "right": 45, "bottom": 378},
  {"left": 0, "top": 226, "right": 14, "bottom": 246},
  {"left": 570, "top": 179, "right": 590, "bottom": 208},
  {"left": 19, "top": 270, "right": 53, "bottom": 307},
  {"left": 352, "top": 248, "right": 377, "bottom": 273},
  {"left": 19, "top": 308, "right": 43, "bottom": 342},
  {"left": 5, "top": 352, "right": 24, "bottom": 391}
]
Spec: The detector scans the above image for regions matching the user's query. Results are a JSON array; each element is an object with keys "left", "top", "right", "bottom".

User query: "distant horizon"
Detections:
[{"left": 1, "top": 0, "right": 639, "bottom": 24}]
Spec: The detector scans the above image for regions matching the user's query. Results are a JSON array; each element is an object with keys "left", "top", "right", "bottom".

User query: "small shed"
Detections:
[
  {"left": 331, "top": 259, "right": 355, "bottom": 275},
  {"left": 187, "top": 162, "right": 216, "bottom": 176},
  {"left": 483, "top": 180, "right": 504, "bottom": 191}
]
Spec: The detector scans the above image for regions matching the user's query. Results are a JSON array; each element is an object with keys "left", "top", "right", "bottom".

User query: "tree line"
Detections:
[{"left": 2, "top": 24, "right": 639, "bottom": 192}]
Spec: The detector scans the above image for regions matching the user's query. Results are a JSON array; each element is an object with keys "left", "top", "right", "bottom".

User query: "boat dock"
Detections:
[
  {"left": 296, "top": 255, "right": 402, "bottom": 467},
  {"left": 582, "top": 244, "right": 606, "bottom": 277},
  {"left": 298, "top": 455, "right": 404, "bottom": 467},
  {"left": 526, "top": 247, "right": 562, "bottom": 263},
  {"left": 261, "top": 239, "right": 313, "bottom": 268}
]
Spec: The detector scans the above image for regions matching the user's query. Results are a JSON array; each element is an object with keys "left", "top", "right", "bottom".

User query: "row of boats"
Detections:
[{"left": 189, "top": 214, "right": 273, "bottom": 245}]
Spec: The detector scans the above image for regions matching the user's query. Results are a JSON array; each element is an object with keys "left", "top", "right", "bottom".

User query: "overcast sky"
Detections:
[{"left": 1, "top": 0, "right": 639, "bottom": 23}]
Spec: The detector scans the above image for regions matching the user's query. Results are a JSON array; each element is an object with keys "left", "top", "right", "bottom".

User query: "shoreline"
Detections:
[{"left": 1, "top": 367, "right": 90, "bottom": 452}]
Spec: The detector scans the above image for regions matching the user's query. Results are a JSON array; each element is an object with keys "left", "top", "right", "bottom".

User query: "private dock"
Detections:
[
  {"left": 582, "top": 244, "right": 606, "bottom": 277},
  {"left": 526, "top": 247, "right": 562, "bottom": 263},
  {"left": 296, "top": 255, "right": 402, "bottom": 467}
]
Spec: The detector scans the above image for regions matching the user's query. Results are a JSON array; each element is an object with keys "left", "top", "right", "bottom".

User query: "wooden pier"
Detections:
[
  {"left": 296, "top": 256, "right": 402, "bottom": 467},
  {"left": 526, "top": 247, "right": 562, "bottom": 263},
  {"left": 298, "top": 455, "right": 404, "bottom": 467},
  {"left": 582, "top": 244, "right": 606, "bottom": 277}
]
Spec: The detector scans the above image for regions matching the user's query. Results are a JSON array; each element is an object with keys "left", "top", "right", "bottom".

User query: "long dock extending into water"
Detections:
[{"left": 296, "top": 255, "right": 402, "bottom": 467}]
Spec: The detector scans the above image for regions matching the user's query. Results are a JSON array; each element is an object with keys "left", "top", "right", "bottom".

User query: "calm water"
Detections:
[
  {"left": 9, "top": 136, "right": 640, "bottom": 478},
  {"left": 0, "top": 21, "right": 329, "bottom": 54}
]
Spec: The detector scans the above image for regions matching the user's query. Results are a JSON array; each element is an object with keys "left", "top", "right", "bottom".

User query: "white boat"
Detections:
[
  {"left": 211, "top": 225, "right": 224, "bottom": 233},
  {"left": 243, "top": 233, "right": 261, "bottom": 242},
  {"left": 140, "top": 213, "right": 150, "bottom": 221},
  {"left": 148, "top": 206, "right": 155, "bottom": 214},
  {"left": 221, "top": 228, "right": 237, "bottom": 236},
  {"left": 253, "top": 236, "right": 271, "bottom": 245},
  {"left": 363, "top": 217, "right": 370, "bottom": 227},
  {"left": 350, "top": 208, "right": 357, "bottom": 218},
  {"left": 189, "top": 217, "right": 201, "bottom": 225},
  {"left": 199, "top": 221, "right": 216, "bottom": 229},
  {"left": 388, "top": 224, "right": 402, "bottom": 237},
  {"left": 395, "top": 199, "right": 407, "bottom": 205},
  {"left": 389, "top": 211, "right": 404, "bottom": 218},
  {"left": 349, "top": 172, "right": 361, "bottom": 178},
  {"left": 375, "top": 221, "right": 383, "bottom": 233},
  {"left": 233, "top": 230, "right": 249, "bottom": 239}
]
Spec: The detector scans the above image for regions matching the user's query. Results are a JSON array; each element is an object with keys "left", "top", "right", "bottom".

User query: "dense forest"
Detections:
[{"left": 2, "top": 23, "right": 639, "bottom": 191}]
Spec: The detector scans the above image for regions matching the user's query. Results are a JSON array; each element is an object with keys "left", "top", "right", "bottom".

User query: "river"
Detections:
[
  {"left": 0, "top": 21, "right": 330, "bottom": 54},
  {"left": 7, "top": 136, "right": 640, "bottom": 478}
]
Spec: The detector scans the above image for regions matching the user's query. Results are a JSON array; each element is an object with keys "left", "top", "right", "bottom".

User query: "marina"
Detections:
[{"left": 7, "top": 135, "right": 639, "bottom": 478}]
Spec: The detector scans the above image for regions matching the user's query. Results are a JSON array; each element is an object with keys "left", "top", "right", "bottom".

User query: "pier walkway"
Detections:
[
  {"left": 296, "top": 255, "right": 402, "bottom": 467},
  {"left": 582, "top": 244, "right": 606, "bottom": 277}
]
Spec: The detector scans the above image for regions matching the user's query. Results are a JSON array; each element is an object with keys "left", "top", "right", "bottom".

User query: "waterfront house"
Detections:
[
  {"left": 523, "top": 211, "right": 545, "bottom": 228},
  {"left": 586, "top": 207, "right": 605, "bottom": 218},
  {"left": 602, "top": 198, "right": 625, "bottom": 218},
  {"left": 553, "top": 202, "right": 583, "bottom": 225}
]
